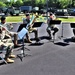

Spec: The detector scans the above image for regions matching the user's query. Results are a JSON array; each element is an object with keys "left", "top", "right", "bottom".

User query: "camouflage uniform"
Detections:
[{"left": 0, "top": 26, "right": 14, "bottom": 60}]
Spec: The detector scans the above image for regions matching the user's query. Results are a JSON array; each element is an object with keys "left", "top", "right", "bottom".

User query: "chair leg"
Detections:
[
  {"left": 53, "top": 34, "right": 55, "bottom": 43},
  {"left": 0, "top": 56, "right": 7, "bottom": 64}
]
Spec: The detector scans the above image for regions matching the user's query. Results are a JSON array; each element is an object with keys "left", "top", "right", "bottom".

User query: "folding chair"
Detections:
[
  {"left": 17, "top": 28, "right": 30, "bottom": 61},
  {"left": 0, "top": 45, "right": 11, "bottom": 64},
  {"left": 0, "top": 49, "right": 7, "bottom": 64},
  {"left": 0, "top": 38, "right": 14, "bottom": 64}
]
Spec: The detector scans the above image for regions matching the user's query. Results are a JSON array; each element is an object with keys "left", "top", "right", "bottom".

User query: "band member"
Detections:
[
  {"left": 0, "top": 26, "right": 16, "bottom": 63},
  {"left": 18, "top": 13, "right": 40, "bottom": 43},
  {"left": 46, "top": 13, "right": 59, "bottom": 39},
  {"left": 0, "top": 16, "right": 21, "bottom": 48}
]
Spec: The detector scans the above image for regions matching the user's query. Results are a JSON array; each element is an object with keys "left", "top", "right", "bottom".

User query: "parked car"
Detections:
[
  {"left": 31, "top": 7, "right": 39, "bottom": 13},
  {"left": 20, "top": 6, "right": 32, "bottom": 13},
  {"left": 68, "top": 8, "right": 75, "bottom": 16},
  {"left": 48, "top": 7, "right": 56, "bottom": 13},
  {"left": 7, "top": 7, "right": 21, "bottom": 16},
  {"left": 2, "top": 7, "right": 8, "bottom": 15},
  {"left": 55, "top": 9, "right": 68, "bottom": 16}
]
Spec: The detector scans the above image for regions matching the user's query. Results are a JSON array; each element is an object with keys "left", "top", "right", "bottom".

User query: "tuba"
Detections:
[{"left": 26, "top": 14, "right": 38, "bottom": 30}]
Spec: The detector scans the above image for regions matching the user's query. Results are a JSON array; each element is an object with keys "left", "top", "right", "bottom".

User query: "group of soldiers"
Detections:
[{"left": 0, "top": 12, "right": 59, "bottom": 63}]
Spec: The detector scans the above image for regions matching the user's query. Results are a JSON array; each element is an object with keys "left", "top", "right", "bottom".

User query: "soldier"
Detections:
[
  {"left": 18, "top": 13, "right": 40, "bottom": 43},
  {"left": 46, "top": 13, "right": 59, "bottom": 39},
  {"left": 0, "top": 16, "right": 21, "bottom": 48},
  {"left": 0, "top": 26, "right": 15, "bottom": 63}
]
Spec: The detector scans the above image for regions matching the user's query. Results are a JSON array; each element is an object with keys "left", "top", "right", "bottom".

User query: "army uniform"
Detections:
[{"left": 0, "top": 26, "right": 15, "bottom": 63}]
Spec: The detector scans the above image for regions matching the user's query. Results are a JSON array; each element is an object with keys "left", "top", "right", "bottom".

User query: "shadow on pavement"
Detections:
[
  {"left": 64, "top": 38, "right": 75, "bottom": 43},
  {"left": 29, "top": 42, "right": 44, "bottom": 46},
  {"left": 54, "top": 42, "right": 69, "bottom": 46},
  {"left": 30, "top": 36, "right": 51, "bottom": 41},
  {"left": 0, "top": 62, "right": 6, "bottom": 66}
]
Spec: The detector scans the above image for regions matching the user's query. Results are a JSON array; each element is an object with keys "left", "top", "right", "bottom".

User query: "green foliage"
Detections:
[
  {"left": 15, "top": 0, "right": 23, "bottom": 7},
  {"left": 0, "top": 2, "right": 6, "bottom": 7},
  {"left": 0, "top": 0, "right": 75, "bottom": 9},
  {"left": 0, "top": 0, "right": 7, "bottom": 2},
  {"left": 57, "top": 0, "right": 69, "bottom": 8}
]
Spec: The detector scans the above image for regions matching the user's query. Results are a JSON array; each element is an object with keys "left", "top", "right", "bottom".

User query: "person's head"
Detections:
[
  {"left": 1, "top": 16, "right": 6, "bottom": 24},
  {"left": 49, "top": 12, "right": 55, "bottom": 20},
  {"left": 50, "top": 12, "right": 53, "bottom": 16},
  {"left": 26, "top": 13, "right": 30, "bottom": 19}
]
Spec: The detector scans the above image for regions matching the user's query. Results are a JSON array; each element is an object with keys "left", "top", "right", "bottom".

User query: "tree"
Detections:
[
  {"left": 54, "top": 0, "right": 69, "bottom": 8},
  {"left": 0, "top": 0, "right": 8, "bottom": 2},
  {"left": 0, "top": 2, "right": 6, "bottom": 7},
  {"left": 15, "top": 0, "right": 23, "bottom": 7},
  {"left": 1, "top": 0, "right": 74, "bottom": 8}
]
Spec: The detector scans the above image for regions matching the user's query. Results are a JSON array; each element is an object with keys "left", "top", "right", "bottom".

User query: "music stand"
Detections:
[
  {"left": 70, "top": 23, "right": 75, "bottom": 28},
  {"left": 70, "top": 23, "right": 75, "bottom": 39},
  {"left": 49, "top": 20, "right": 61, "bottom": 43},
  {"left": 17, "top": 28, "right": 30, "bottom": 61},
  {"left": 33, "top": 22, "right": 43, "bottom": 27},
  {"left": 17, "top": 24, "right": 27, "bottom": 32},
  {"left": 50, "top": 20, "right": 61, "bottom": 25}
]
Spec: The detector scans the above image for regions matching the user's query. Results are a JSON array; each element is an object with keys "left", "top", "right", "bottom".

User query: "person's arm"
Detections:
[
  {"left": 23, "top": 18, "right": 28, "bottom": 24},
  {"left": 0, "top": 26, "right": 5, "bottom": 40},
  {"left": 0, "top": 25, "right": 11, "bottom": 38}
]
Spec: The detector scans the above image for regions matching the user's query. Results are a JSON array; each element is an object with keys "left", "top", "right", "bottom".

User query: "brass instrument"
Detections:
[{"left": 26, "top": 14, "right": 38, "bottom": 30}]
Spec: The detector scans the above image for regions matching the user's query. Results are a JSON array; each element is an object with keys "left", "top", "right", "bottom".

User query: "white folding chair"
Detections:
[{"left": 0, "top": 45, "right": 11, "bottom": 64}]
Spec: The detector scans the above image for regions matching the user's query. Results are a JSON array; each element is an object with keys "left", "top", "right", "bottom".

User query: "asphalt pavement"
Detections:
[{"left": 0, "top": 22, "right": 75, "bottom": 75}]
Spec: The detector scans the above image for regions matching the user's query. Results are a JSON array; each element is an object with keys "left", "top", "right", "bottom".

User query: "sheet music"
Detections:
[{"left": 18, "top": 28, "right": 28, "bottom": 39}]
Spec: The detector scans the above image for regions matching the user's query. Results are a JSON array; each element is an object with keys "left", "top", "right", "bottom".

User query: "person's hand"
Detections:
[
  {"left": 10, "top": 23, "right": 13, "bottom": 29},
  {"left": 2, "top": 27, "right": 6, "bottom": 31},
  {"left": 10, "top": 23, "right": 12, "bottom": 25}
]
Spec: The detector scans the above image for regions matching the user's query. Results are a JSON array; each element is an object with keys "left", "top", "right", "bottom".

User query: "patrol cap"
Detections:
[
  {"left": 26, "top": 13, "right": 30, "bottom": 16},
  {"left": 50, "top": 12, "right": 53, "bottom": 16},
  {"left": 1, "top": 16, "right": 6, "bottom": 21}
]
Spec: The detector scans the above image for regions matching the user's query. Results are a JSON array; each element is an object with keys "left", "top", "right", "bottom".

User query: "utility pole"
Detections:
[
  {"left": 70, "top": 0, "right": 73, "bottom": 7},
  {"left": 46, "top": 0, "right": 48, "bottom": 20}
]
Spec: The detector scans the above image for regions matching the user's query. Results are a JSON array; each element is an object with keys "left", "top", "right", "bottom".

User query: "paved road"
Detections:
[{"left": 0, "top": 22, "right": 75, "bottom": 75}]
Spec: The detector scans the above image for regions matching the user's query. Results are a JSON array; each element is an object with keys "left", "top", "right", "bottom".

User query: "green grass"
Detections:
[
  {"left": 4, "top": 15, "right": 75, "bottom": 23},
  {"left": 6, "top": 16, "right": 23, "bottom": 22},
  {"left": 58, "top": 18, "right": 75, "bottom": 22},
  {"left": 6, "top": 15, "right": 47, "bottom": 23}
]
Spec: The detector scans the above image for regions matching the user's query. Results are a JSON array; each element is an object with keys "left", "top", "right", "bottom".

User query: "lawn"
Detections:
[
  {"left": 6, "top": 15, "right": 47, "bottom": 23},
  {"left": 6, "top": 16, "right": 24, "bottom": 22},
  {"left": 58, "top": 17, "right": 75, "bottom": 22},
  {"left": 4, "top": 15, "right": 75, "bottom": 23}
]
